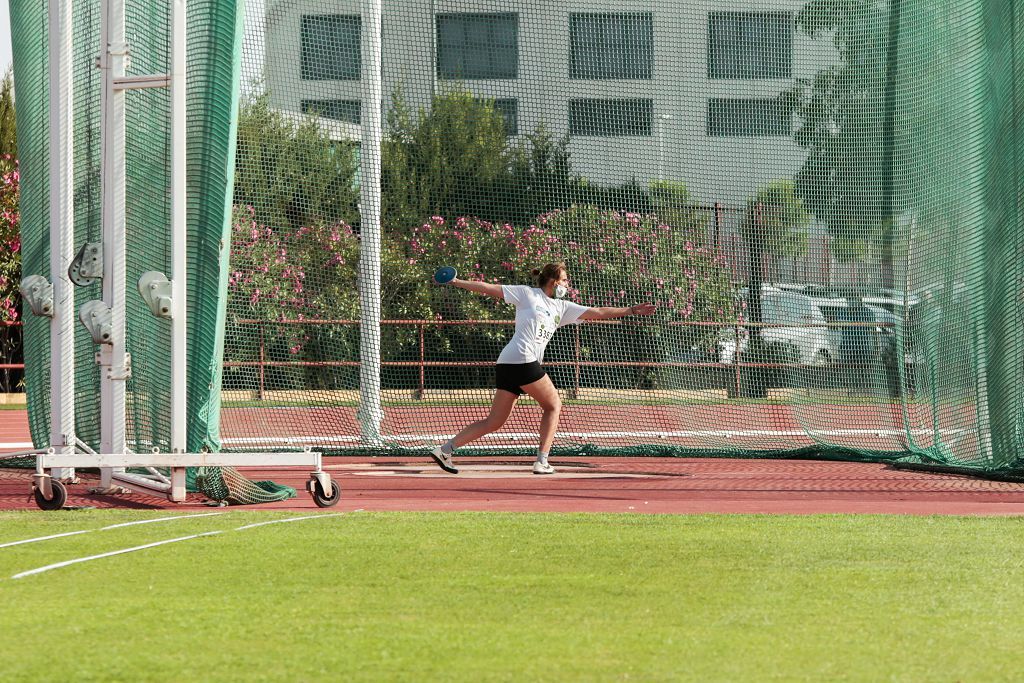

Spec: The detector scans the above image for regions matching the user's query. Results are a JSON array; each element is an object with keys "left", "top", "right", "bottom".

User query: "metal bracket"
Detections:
[
  {"left": 107, "top": 352, "right": 132, "bottom": 381},
  {"left": 69, "top": 242, "right": 103, "bottom": 286},
  {"left": 137, "top": 271, "right": 173, "bottom": 318},
  {"left": 20, "top": 275, "right": 54, "bottom": 317},
  {"left": 79, "top": 300, "right": 113, "bottom": 345}
]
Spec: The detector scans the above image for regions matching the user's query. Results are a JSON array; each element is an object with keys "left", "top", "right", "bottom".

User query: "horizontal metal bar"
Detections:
[
  {"left": 233, "top": 318, "right": 894, "bottom": 329},
  {"left": 38, "top": 452, "right": 321, "bottom": 468},
  {"left": 113, "top": 74, "right": 170, "bottom": 90}
]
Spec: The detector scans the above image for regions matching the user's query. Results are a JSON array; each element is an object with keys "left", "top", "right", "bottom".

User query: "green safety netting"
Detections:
[
  {"left": 9, "top": 0, "right": 294, "bottom": 502},
  {"left": 9, "top": 0, "right": 1024, "bottom": 480}
]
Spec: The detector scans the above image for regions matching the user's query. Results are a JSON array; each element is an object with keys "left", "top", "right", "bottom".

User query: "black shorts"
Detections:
[{"left": 495, "top": 361, "right": 547, "bottom": 396}]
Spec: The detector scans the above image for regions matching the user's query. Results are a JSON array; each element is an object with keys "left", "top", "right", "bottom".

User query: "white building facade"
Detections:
[{"left": 260, "top": 1, "right": 838, "bottom": 206}]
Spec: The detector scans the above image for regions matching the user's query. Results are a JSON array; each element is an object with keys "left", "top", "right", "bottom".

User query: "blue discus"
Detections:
[{"left": 433, "top": 266, "right": 457, "bottom": 284}]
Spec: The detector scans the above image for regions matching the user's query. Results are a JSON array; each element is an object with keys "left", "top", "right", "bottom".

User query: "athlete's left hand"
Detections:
[{"left": 630, "top": 303, "right": 657, "bottom": 316}]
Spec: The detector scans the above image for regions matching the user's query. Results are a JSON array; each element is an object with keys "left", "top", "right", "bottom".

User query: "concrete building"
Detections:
[{"left": 257, "top": 1, "right": 838, "bottom": 206}]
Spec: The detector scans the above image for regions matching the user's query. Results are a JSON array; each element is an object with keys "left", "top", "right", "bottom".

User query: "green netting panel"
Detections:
[
  {"left": 10, "top": 0, "right": 294, "bottom": 502},
  {"left": 214, "top": 0, "right": 1022, "bottom": 476},
  {"left": 13, "top": 0, "right": 1024, "bottom": 480}
]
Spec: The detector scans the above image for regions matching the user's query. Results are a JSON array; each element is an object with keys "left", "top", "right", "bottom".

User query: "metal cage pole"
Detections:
[
  {"left": 47, "top": 0, "right": 77, "bottom": 479},
  {"left": 168, "top": 0, "right": 188, "bottom": 498},
  {"left": 357, "top": 0, "right": 384, "bottom": 446},
  {"left": 98, "top": 0, "right": 129, "bottom": 485}
]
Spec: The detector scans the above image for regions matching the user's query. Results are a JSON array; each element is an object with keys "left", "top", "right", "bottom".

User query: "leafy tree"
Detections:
[
  {"left": 740, "top": 180, "right": 811, "bottom": 260},
  {"left": 787, "top": 0, "right": 891, "bottom": 264},
  {"left": 0, "top": 68, "right": 15, "bottom": 159},
  {"left": 383, "top": 86, "right": 512, "bottom": 230},
  {"left": 233, "top": 93, "right": 359, "bottom": 232}
]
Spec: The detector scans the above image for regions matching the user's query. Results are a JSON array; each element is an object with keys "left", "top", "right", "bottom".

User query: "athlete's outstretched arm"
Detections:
[
  {"left": 580, "top": 303, "right": 656, "bottom": 321},
  {"left": 450, "top": 278, "right": 505, "bottom": 300}
]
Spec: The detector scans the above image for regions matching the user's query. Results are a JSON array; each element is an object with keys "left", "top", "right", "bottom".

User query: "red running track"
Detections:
[{"left": 2, "top": 408, "right": 1019, "bottom": 515}]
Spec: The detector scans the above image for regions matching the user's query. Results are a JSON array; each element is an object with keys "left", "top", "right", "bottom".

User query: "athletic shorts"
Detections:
[{"left": 495, "top": 361, "right": 547, "bottom": 396}]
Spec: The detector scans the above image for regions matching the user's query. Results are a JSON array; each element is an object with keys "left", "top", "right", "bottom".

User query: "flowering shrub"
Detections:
[
  {"left": 0, "top": 155, "right": 20, "bottom": 392},
  {"left": 227, "top": 203, "right": 738, "bottom": 390},
  {"left": 392, "top": 206, "right": 738, "bottom": 384},
  {"left": 0, "top": 155, "right": 19, "bottom": 325},
  {"left": 226, "top": 205, "right": 363, "bottom": 389},
  {"left": 395, "top": 207, "right": 736, "bottom": 326}
]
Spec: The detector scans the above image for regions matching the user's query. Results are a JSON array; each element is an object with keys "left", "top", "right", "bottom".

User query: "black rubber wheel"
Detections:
[
  {"left": 34, "top": 480, "right": 68, "bottom": 511},
  {"left": 313, "top": 480, "right": 341, "bottom": 508}
]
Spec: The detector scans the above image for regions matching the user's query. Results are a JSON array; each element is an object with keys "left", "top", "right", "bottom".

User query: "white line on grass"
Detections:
[
  {"left": 11, "top": 531, "right": 224, "bottom": 579},
  {"left": 9, "top": 513, "right": 343, "bottom": 579},
  {"left": 0, "top": 512, "right": 228, "bottom": 550},
  {"left": 235, "top": 513, "right": 343, "bottom": 531}
]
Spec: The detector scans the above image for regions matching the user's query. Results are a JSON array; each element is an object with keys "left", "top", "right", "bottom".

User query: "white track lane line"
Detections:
[
  {"left": 0, "top": 512, "right": 228, "bottom": 550},
  {"left": 10, "top": 513, "right": 343, "bottom": 579}
]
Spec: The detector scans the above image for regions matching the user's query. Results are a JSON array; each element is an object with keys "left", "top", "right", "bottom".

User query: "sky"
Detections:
[{"left": 1, "top": 0, "right": 10, "bottom": 74}]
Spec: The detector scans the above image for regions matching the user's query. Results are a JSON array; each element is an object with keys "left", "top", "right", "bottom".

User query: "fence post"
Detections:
[
  {"left": 572, "top": 324, "right": 581, "bottom": 400},
  {"left": 733, "top": 319, "right": 742, "bottom": 398},
  {"left": 417, "top": 323, "right": 425, "bottom": 400},
  {"left": 258, "top": 322, "right": 265, "bottom": 401},
  {"left": 713, "top": 201, "right": 721, "bottom": 248}
]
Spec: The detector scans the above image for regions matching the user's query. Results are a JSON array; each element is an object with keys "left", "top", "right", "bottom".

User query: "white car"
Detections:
[{"left": 718, "top": 288, "right": 834, "bottom": 366}]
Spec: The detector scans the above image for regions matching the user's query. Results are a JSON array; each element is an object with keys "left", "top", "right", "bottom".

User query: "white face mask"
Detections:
[{"left": 554, "top": 285, "right": 568, "bottom": 299}]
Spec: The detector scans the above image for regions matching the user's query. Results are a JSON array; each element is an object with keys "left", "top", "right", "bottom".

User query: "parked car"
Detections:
[{"left": 718, "top": 287, "right": 834, "bottom": 366}]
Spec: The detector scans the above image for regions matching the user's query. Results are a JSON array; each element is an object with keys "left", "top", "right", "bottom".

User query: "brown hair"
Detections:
[{"left": 532, "top": 263, "right": 567, "bottom": 289}]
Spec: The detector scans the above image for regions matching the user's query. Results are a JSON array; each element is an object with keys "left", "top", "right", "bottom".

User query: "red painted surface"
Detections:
[{"left": 3, "top": 408, "right": 1015, "bottom": 515}]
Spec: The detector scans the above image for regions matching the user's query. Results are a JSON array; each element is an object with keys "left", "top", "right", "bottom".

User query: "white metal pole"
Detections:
[
  {"left": 99, "top": 0, "right": 129, "bottom": 483},
  {"left": 357, "top": 0, "right": 384, "bottom": 446},
  {"left": 168, "top": 0, "right": 187, "bottom": 499},
  {"left": 47, "top": 0, "right": 76, "bottom": 479}
]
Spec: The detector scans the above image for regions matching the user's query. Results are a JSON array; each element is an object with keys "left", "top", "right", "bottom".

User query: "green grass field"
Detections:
[{"left": 1, "top": 511, "right": 1022, "bottom": 681}]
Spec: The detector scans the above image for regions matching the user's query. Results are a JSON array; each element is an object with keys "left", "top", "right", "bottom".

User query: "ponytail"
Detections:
[{"left": 533, "top": 262, "right": 567, "bottom": 289}]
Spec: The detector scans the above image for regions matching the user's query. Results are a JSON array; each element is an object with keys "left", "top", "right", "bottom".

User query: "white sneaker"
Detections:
[
  {"left": 533, "top": 460, "right": 555, "bottom": 475},
  {"left": 430, "top": 446, "right": 458, "bottom": 474}
]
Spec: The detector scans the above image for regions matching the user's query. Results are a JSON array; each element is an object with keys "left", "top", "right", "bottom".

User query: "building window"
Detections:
[
  {"left": 569, "top": 99, "right": 652, "bottom": 136},
  {"left": 569, "top": 13, "right": 653, "bottom": 80},
  {"left": 475, "top": 98, "right": 518, "bottom": 135},
  {"left": 708, "top": 12, "right": 792, "bottom": 79},
  {"left": 437, "top": 13, "right": 518, "bottom": 80},
  {"left": 301, "top": 99, "right": 361, "bottom": 124},
  {"left": 707, "top": 98, "right": 791, "bottom": 136},
  {"left": 301, "top": 15, "right": 361, "bottom": 81}
]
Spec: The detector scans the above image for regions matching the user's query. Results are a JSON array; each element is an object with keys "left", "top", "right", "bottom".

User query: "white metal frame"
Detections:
[
  {"left": 29, "top": 0, "right": 338, "bottom": 506},
  {"left": 357, "top": 0, "right": 384, "bottom": 447}
]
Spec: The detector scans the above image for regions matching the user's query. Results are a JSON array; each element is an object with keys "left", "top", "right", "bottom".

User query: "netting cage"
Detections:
[{"left": 11, "top": 0, "right": 1024, "bottom": 479}]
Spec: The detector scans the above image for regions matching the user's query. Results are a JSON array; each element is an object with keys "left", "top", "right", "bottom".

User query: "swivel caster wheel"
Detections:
[
  {"left": 312, "top": 480, "right": 341, "bottom": 508},
  {"left": 34, "top": 479, "right": 68, "bottom": 511}
]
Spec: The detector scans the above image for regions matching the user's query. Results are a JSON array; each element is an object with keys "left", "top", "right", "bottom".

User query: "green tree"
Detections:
[
  {"left": 787, "top": 0, "right": 890, "bottom": 264},
  {"left": 0, "top": 68, "right": 15, "bottom": 159},
  {"left": 233, "top": 93, "right": 359, "bottom": 232},
  {"left": 383, "top": 86, "right": 512, "bottom": 230},
  {"left": 740, "top": 180, "right": 811, "bottom": 260}
]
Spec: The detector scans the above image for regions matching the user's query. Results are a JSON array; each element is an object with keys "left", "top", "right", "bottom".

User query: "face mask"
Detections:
[{"left": 554, "top": 285, "right": 568, "bottom": 299}]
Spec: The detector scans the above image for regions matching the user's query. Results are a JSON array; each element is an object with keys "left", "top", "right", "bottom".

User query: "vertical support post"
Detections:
[
  {"left": 170, "top": 0, "right": 186, "bottom": 450},
  {"left": 417, "top": 323, "right": 425, "bottom": 400},
  {"left": 713, "top": 202, "right": 721, "bottom": 248},
  {"left": 356, "top": 0, "right": 384, "bottom": 446},
  {"left": 258, "top": 322, "right": 266, "bottom": 401},
  {"left": 47, "top": 0, "right": 77, "bottom": 480},
  {"left": 167, "top": 0, "right": 188, "bottom": 500},
  {"left": 98, "top": 0, "right": 129, "bottom": 485},
  {"left": 573, "top": 324, "right": 581, "bottom": 400}
]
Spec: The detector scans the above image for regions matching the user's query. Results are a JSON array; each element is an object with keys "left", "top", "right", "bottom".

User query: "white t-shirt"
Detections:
[{"left": 497, "top": 285, "right": 590, "bottom": 364}]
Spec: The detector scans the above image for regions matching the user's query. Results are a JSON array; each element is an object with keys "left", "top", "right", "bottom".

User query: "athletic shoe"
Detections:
[
  {"left": 430, "top": 446, "right": 458, "bottom": 474},
  {"left": 533, "top": 460, "right": 555, "bottom": 475}
]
